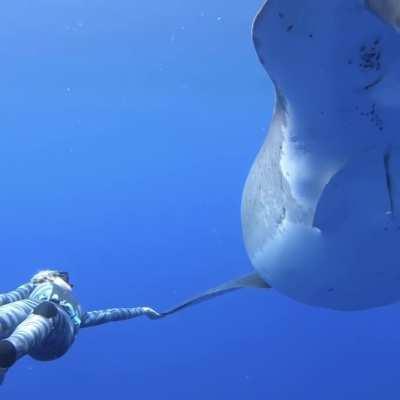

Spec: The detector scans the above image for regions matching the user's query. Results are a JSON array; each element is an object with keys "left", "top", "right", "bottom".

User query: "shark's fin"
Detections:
[
  {"left": 313, "top": 150, "right": 392, "bottom": 233},
  {"left": 159, "top": 272, "right": 270, "bottom": 317}
]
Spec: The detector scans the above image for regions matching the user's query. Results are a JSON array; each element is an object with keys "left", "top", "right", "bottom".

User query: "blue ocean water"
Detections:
[{"left": 1, "top": 0, "right": 400, "bottom": 398}]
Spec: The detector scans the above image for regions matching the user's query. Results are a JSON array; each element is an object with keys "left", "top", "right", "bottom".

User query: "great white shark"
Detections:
[{"left": 162, "top": 0, "right": 400, "bottom": 316}]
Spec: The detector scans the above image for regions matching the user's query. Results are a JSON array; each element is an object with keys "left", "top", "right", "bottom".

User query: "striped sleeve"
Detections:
[
  {"left": 80, "top": 307, "right": 148, "bottom": 328},
  {"left": 0, "top": 283, "right": 36, "bottom": 306}
]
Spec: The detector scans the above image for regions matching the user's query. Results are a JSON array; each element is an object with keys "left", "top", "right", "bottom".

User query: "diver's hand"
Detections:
[{"left": 142, "top": 307, "right": 162, "bottom": 320}]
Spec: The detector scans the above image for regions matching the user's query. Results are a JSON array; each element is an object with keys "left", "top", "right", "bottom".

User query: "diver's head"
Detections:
[{"left": 31, "top": 270, "right": 73, "bottom": 290}]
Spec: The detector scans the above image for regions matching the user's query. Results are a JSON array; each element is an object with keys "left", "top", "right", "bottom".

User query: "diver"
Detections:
[
  {"left": 0, "top": 270, "right": 161, "bottom": 383},
  {"left": 0, "top": 269, "right": 267, "bottom": 383}
]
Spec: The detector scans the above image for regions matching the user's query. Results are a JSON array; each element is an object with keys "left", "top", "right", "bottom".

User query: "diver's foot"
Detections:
[
  {"left": 142, "top": 307, "right": 162, "bottom": 320},
  {"left": 0, "top": 341, "right": 17, "bottom": 368}
]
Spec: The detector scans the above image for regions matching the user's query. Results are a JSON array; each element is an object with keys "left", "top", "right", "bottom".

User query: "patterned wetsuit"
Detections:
[{"left": 0, "top": 281, "right": 154, "bottom": 369}]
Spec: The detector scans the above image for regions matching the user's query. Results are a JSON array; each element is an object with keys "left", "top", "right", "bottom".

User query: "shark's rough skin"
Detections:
[{"left": 242, "top": 0, "right": 400, "bottom": 310}]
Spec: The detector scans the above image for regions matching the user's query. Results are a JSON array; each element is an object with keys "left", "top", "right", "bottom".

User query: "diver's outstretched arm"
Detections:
[
  {"left": 0, "top": 283, "right": 36, "bottom": 307},
  {"left": 80, "top": 306, "right": 161, "bottom": 328}
]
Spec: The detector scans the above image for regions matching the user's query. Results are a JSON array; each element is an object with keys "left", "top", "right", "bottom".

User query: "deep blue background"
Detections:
[{"left": 1, "top": 0, "right": 400, "bottom": 398}]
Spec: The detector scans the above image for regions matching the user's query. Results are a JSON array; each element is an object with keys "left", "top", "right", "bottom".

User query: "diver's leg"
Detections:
[
  {"left": 29, "top": 306, "right": 76, "bottom": 361},
  {"left": 0, "top": 299, "right": 39, "bottom": 339},
  {"left": 0, "top": 301, "right": 57, "bottom": 368}
]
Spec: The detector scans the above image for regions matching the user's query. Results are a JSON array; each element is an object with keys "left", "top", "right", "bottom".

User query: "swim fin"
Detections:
[
  {"left": 159, "top": 272, "right": 270, "bottom": 317},
  {"left": 0, "top": 367, "right": 8, "bottom": 385}
]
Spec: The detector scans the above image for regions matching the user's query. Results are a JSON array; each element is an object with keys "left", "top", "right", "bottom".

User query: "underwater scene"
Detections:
[{"left": 1, "top": 0, "right": 400, "bottom": 398}]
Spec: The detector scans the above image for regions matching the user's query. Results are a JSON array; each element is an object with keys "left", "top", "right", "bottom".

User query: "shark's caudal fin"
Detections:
[{"left": 159, "top": 272, "right": 270, "bottom": 317}]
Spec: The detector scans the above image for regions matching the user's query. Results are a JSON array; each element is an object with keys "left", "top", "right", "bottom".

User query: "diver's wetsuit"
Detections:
[{"left": 0, "top": 281, "right": 156, "bottom": 373}]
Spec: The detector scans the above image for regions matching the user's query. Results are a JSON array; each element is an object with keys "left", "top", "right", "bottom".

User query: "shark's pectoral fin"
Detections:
[
  {"left": 159, "top": 272, "right": 270, "bottom": 317},
  {"left": 313, "top": 150, "right": 392, "bottom": 233}
]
